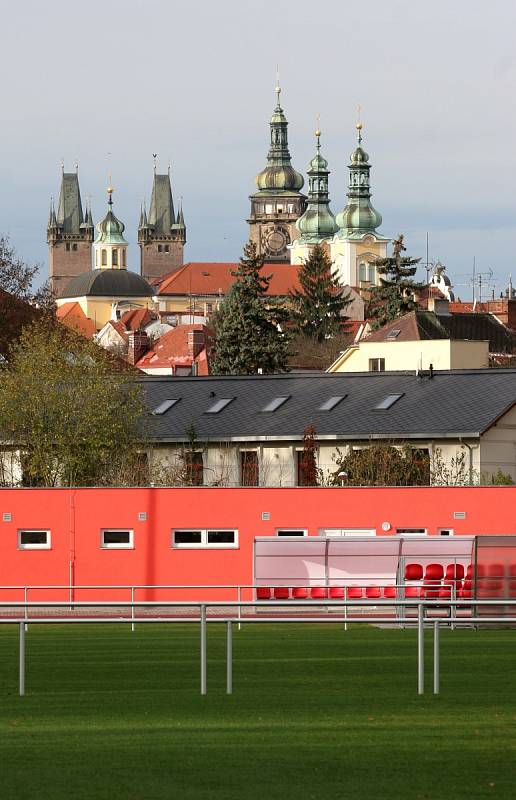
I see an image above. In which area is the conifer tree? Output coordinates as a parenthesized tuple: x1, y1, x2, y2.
(368, 234, 424, 328)
(290, 243, 350, 342)
(211, 241, 290, 375)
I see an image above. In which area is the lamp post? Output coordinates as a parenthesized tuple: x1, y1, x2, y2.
(338, 470, 348, 487)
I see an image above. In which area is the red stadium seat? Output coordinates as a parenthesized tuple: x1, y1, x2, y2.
(445, 564, 464, 581)
(256, 587, 271, 600)
(438, 585, 452, 599)
(405, 563, 423, 581)
(425, 563, 444, 581)
(383, 586, 397, 599)
(292, 587, 309, 599)
(509, 580, 516, 598)
(465, 564, 473, 580)
(329, 587, 345, 599)
(404, 586, 423, 599)
(311, 587, 328, 600)
(487, 563, 505, 578)
(347, 587, 363, 599)
(424, 580, 441, 599)
(509, 564, 516, 578)
(273, 587, 290, 600)
(365, 586, 381, 599)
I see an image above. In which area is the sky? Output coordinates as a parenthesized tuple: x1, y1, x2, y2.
(1, 0, 515, 299)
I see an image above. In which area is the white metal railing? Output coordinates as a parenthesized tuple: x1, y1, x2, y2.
(1, 598, 515, 699)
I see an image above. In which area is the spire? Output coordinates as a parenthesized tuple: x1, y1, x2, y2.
(296, 125, 338, 242)
(56, 167, 85, 233)
(48, 197, 57, 229)
(255, 81, 304, 192)
(148, 170, 176, 233)
(335, 120, 383, 238)
(94, 184, 128, 246)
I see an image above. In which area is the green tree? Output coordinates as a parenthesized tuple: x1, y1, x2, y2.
(290, 244, 350, 342)
(0, 319, 147, 487)
(368, 234, 424, 328)
(211, 241, 290, 374)
(331, 444, 430, 486)
(0, 235, 41, 300)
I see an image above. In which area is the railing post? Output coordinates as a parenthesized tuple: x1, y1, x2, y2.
(200, 604, 207, 695)
(433, 621, 440, 695)
(226, 620, 233, 695)
(344, 586, 348, 632)
(131, 587, 135, 633)
(418, 603, 424, 695)
(24, 587, 28, 633)
(237, 586, 241, 632)
(19, 621, 25, 697)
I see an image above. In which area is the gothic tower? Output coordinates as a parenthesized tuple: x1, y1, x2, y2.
(47, 166, 94, 296)
(247, 83, 306, 263)
(290, 127, 338, 264)
(138, 165, 186, 283)
(330, 122, 389, 288)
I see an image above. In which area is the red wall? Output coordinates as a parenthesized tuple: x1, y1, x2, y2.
(0, 486, 514, 601)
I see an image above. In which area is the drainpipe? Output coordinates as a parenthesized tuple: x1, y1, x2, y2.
(459, 438, 479, 485)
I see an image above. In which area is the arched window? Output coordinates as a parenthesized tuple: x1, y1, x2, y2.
(367, 263, 376, 283)
(95, 250, 99, 267)
(359, 262, 367, 283)
(101, 249, 107, 266)
(122, 249, 126, 267)
(112, 249, 118, 266)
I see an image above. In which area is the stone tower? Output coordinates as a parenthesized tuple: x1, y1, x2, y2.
(47, 167, 94, 296)
(247, 83, 306, 263)
(290, 127, 338, 264)
(330, 122, 389, 288)
(138, 166, 186, 283)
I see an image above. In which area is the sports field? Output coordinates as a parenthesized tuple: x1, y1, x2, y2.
(0, 623, 515, 799)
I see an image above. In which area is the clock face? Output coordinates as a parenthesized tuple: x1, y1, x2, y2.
(263, 226, 289, 256)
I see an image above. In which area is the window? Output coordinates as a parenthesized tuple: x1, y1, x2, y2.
(396, 528, 427, 536)
(101, 249, 107, 266)
(386, 329, 401, 340)
(172, 529, 238, 548)
(359, 262, 367, 283)
(262, 396, 290, 412)
(367, 263, 375, 283)
(438, 528, 454, 536)
(95, 251, 99, 267)
(175, 367, 192, 377)
(318, 395, 346, 411)
(122, 249, 126, 267)
(265, 204, 274, 214)
(65, 243, 71, 252)
(152, 398, 180, 415)
(112, 249, 118, 266)
(18, 529, 50, 550)
(101, 529, 134, 549)
(158, 244, 163, 253)
(72, 243, 78, 252)
(297, 450, 317, 487)
(369, 358, 385, 372)
(373, 393, 404, 410)
(241, 451, 259, 486)
(276, 529, 307, 537)
(184, 451, 203, 486)
(164, 244, 170, 253)
(205, 397, 234, 413)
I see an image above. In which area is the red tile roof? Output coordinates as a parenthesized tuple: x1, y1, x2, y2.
(56, 302, 96, 338)
(136, 323, 210, 373)
(107, 320, 129, 341)
(155, 262, 301, 297)
(120, 308, 158, 331)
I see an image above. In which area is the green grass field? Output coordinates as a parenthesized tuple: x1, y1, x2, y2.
(0, 623, 515, 799)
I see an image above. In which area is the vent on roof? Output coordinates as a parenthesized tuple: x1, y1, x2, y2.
(206, 397, 234, 413)
(152, 398, 180, 415)
(318, 395, 347, 412)
(262, 396, 290, 412)
(453, 511, 466, 520)
(386, 329, 401, 340)
(373, 393, 404, 411)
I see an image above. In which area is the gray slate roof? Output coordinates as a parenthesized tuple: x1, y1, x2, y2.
(62, 269, 154, 298)
(140, 370, 516, 442)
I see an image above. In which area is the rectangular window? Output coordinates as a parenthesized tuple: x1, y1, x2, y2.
(373, 393, 404, 410)
(265, 204, 274, 214)
(101, 249, 107, 266)
(276, 529, 307, 537)
(112, 249, 118, 266)
(396, 528, 427, 536)
(101, 529, 134, 549)
(297, 450, 317, 487)
(18, 529, 51, 550)
(65, 243, 71, 252)
(172, 529, 238, 548)
(184, 451, 204, 486)
(241, 451, 259, 486)
(206, 397, 234, 413)
(318, 395, 347, 411)
(152, 398, 180, 415)
(369, 358, 385, 372)
(386, 329, 401, 340)
(262, 396, 290, 412)
(438, 528, 454, 536)
(164, 244, 170, 253)
(158, 244, 163, 253)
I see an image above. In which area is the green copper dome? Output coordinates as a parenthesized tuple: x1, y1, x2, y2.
(255, 86, 304, 193)
(335, 124, 383, 238)
(296, 131, 338, 242)
(94, 191, 128, 246)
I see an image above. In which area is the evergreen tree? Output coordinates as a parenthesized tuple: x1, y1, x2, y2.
(211, 241, 290, 375)
(368, 234, 424, 328)
(290, 244, 350, 342)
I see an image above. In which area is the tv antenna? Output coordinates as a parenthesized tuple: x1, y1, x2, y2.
(454, 258, 495, 306)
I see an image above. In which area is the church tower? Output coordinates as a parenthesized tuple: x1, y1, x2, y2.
(330, 122, 389, 288)
(247, 83, 306, 263)
(290, 126, 338, 264)
(138, 165, 186, 283)
(47, 166, 94, 296)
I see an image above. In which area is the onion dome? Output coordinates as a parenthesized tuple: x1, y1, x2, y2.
(296, 129, 338, 242)
(94, 185, 128, 246)
(335, 122, 383, 237)
(255, 84, 304, 192)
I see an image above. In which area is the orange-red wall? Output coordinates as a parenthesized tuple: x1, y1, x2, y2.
(0, 486, 514, 601)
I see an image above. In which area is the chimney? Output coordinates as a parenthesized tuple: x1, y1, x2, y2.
(127, 330, 150, 365)
(188, 328, 205, 360)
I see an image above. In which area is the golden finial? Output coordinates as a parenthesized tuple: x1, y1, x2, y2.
(107, 171, 113, 194)
(315, 112, 321, 138)
(356, 104, 363, 131)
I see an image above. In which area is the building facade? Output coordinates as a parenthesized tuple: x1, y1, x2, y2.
(138, 167, 186, 283)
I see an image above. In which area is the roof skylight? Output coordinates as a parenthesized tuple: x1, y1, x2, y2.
(205, 397, 234, 413)
(386, 329, 401, 340)
(152, 398, 180, 415)
(373, 393, 404, 411)
(262, 396, 290, 412)
(318, 395, 347, 411)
